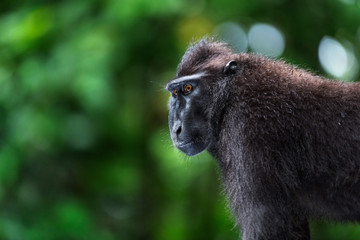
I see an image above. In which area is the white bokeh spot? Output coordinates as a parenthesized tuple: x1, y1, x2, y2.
(248, 23, 285, 57)
(319, 36, 348, 78)
(214, 22, 248, 52)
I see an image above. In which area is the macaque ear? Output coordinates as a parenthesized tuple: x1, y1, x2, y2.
(224, 60, 238, 75)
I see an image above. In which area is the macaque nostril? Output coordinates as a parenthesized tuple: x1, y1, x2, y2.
(176, 126, 182, 135)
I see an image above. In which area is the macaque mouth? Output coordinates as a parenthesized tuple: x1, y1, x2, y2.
(176, 141, 193, 149)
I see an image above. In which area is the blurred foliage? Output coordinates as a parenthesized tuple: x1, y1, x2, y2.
(0, 0, 359, 239)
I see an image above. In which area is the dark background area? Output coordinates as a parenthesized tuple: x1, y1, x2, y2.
(0, 0, 359, 239)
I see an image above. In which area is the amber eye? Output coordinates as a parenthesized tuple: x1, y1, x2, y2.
(173, 89, 178, 96)
(184, 84, 192, 94)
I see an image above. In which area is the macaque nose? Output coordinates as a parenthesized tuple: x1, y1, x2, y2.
(172, 121, 182, 138)
(176, 126, 182, 136)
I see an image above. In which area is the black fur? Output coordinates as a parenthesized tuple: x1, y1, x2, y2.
(166, 38, 360, 240)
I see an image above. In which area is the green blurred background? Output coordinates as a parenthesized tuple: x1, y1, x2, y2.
(0, 0, 360, 239)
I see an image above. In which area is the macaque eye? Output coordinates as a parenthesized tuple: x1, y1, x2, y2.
(183, 84, 193, 94)
(173, 89, 178, 96)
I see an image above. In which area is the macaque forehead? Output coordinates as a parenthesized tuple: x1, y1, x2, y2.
(176, 39, 235, 76)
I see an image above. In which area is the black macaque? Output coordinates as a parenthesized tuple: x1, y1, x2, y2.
(165, 39, 360, 240)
